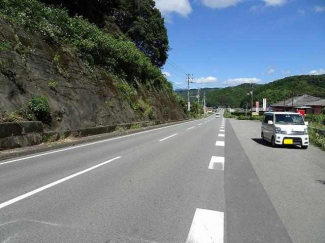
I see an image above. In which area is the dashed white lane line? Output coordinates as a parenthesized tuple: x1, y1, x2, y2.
(215, 141, 225, 147)
(209, 156, 225, 170)
(159, 133, 178, 142)
(198, 123, 203, 126)
(0, 156, 122, 210)
(186, 208, 224, 243)
(218, 134, 225, 137)
(187, 127, 195, 130)
(219, 130, 225, 132)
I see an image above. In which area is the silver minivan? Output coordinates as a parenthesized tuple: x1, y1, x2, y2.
(261, 112, 309, 149)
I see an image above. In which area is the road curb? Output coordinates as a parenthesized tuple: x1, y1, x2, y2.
(0, 119, 194, 162)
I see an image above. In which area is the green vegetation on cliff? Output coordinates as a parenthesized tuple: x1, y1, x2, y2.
(39, 0, 169, 67)
(0, 0, 171, 91)
(0, 0, 186, 129)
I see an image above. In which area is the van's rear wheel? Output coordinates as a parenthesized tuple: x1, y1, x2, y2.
(261, 132, 265, 141)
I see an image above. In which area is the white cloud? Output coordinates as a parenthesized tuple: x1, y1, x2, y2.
(163, 71, 171, 78)
(298, 9, 306, 15)
(266, 68, 275, 74)
(154, 0, 192, 19)
(314, 6, 325, 13)
(201, 0, 242, 9)
(194, 76, 218, 84)
(224, 78, 261, 86)
(281, 70, 291, 76)
(263, 0, 287, 6)
(309, 69, 325, 75)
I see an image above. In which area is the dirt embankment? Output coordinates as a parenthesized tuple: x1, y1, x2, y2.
(0, 19, 186, 131)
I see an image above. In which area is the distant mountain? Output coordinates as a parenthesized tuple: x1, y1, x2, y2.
(175, 75, 325, 108)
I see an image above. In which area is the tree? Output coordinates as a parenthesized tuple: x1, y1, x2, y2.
(39, 0, 169, 67)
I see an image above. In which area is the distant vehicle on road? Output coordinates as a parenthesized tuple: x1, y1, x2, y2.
(261, 112, 309, 149)
(216, 113, 221, 118)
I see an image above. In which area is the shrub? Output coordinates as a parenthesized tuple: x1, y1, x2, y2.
(0, 41, 11, 52)
(28, 96, 51, 124)
(48, 78, 57, 89)
(309, 128, 325, 151)
(305, 114, 325, 125)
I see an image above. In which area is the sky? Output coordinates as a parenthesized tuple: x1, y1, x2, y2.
(153, 0, 325, 89)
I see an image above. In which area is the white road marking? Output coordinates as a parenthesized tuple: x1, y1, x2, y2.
(218, 134, 225, 137)
(215, 141, 225, 147)
(187, 127, 195, 130)
(209, 156, 225, 170)
(0, 156, 121, 210)
(186, 208, 224, 243)
(198, 123, 203, 126)
(220, 130, 225, 132)
(0, 119, 198, 166)
(159, 133, 178, 142)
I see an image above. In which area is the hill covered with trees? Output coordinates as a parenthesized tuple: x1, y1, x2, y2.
(176, 75, 325, 108)
(39, 0, 169, 67)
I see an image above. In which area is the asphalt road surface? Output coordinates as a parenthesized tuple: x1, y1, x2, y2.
(0, 116, 324, 243)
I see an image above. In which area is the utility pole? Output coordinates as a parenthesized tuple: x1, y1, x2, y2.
(291, 90, 294, 112)
(283, 90, 286, 112)
(187, 74, 191, 112)
(203, 91, 206, 114)
(251, 83, 254, 112)
(197, 88, 200, 104)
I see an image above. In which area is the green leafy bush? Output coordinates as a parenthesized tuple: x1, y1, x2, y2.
(305, 114, 325, 125)
(308, 128, 325, 151)
(0, 41, 11, 52)
(29, 96, 51, 124)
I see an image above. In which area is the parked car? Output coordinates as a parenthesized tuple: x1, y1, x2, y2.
(216, 113, 221, 118)
(261, 112, 309, 149)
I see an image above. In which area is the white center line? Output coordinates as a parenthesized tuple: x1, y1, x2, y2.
(220, 130, 225, 132)
(209, 156, 225, 170)
(159, 133, 178, 142)
(216, 141, 225, 147)
(186, 208, 224, 243)
(0, 156, 122, 210)
(187, 127, 195, 130)
(218, 134, 225, 137)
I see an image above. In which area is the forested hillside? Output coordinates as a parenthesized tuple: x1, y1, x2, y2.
(0, 0, 185, 130)
(39, 0, 169, 67)
(176, 75, 325, 108)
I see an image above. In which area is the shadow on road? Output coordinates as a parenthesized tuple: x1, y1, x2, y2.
(251, 138, 300, 149)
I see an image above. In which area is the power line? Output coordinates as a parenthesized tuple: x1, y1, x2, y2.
(166, 60, 188, 75)
(167, 60, 187, 74)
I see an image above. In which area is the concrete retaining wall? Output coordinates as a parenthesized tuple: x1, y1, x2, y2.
(0, 120, 180, 151)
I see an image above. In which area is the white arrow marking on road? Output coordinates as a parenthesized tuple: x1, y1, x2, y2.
(209, 156, 225, 170)
(0, 156, 121, 210)
(186, 208, 224, 243)
(159, 133, 178, 142)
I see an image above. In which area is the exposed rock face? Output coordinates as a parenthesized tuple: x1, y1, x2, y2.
(0, 19, 185, 131)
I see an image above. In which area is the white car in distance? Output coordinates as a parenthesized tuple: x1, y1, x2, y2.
(261, 112, 309, 149)
(216, 113, 221, 118)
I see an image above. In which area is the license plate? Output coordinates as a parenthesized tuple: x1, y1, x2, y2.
(284, 139, 293, 145)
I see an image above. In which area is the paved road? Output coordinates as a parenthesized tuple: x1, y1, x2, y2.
(0, 116, 324, 243)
